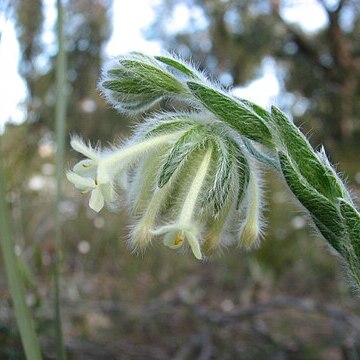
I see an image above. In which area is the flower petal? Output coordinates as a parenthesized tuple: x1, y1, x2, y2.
(66, 171, 95, 189)
(186, 232, 202, 260)
(70, 136, 98, 161)
(150, 224, 178, 236)
(73, 159, 97, 176)
(89, 188, 105, 212)
(96, 162, 111, 184)
(100, 183, 115, 203)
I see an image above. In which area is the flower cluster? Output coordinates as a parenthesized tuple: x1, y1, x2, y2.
(67, 52, 360, 280)
(68, 107, 264, 259)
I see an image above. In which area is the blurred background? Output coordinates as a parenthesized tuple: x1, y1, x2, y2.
(1, 0, 360, 358)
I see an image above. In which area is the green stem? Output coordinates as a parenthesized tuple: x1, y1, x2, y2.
(54, 0, 67, 358)
(0, 141, 42, 359)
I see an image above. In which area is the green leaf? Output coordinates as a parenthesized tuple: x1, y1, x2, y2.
(242, 138, 280, 171)
(238, 99, 271, 123)
(279, 151, 344, 252)
(120, 59, 185, 94)
(118, 96, 160, 112)
(340, 200, 360, 257)
(271, 106, 343, 200)
(158, 125, 206, 188)
(232, 139, 251, 209)
(155, 56, 198, 78)
(145, 119, 195, 138)
(187, 82, 274, 148)
(102, 78, 159, 95)
(317, 146, 350, 201)
(204, 137, 235, 215)
(311, 216, 342, 254)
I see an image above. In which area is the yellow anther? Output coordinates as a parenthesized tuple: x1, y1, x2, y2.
(94, 178, 98, 186)
(174, 234, 185, 246)
(82, 163, 90, 168)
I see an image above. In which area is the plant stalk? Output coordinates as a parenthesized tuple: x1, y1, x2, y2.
(0, 141, 42, 359)
(54, 0, 67, 358)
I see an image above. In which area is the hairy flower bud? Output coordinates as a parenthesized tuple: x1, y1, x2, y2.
(99, 53, 188, 115)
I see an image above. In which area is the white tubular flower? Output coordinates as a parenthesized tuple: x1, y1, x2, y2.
(66, 171, 113, 213)
(238, 167, 263, 249)
(151, 147, 213, 260)
(67, 132, 181, 213)
(203, 197, 234, 255)
(66, 137, 114, 212)
(97, 133, 178, 184)
(152, 224, 202, 260)
(130, 180, 172, 251)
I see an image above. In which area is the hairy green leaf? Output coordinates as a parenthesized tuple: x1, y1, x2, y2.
(238, 99, 271, 123)
(279, 152, 344, 252)
(102, 78, 158, 95)
(145, 119, 195, 138)
(232, 140, 251, 209)
(317, 146, 350, 201)
(204, 137, 234, 215)
(242, 138, 280, 171)
(155, 56, 198, 78)
(187, 82, 274, 147)
(311, 217, 342, 254)
(158, 125, 207, 188)
(120, 59, 185, 93)
(340, 200, 360, 257)
(271, 106, 344, 200)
